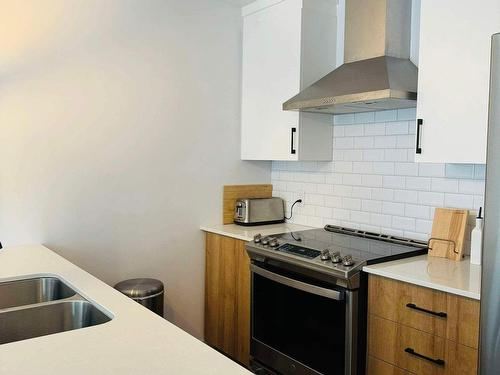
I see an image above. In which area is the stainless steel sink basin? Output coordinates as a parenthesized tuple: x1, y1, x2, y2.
(0, 276, 112, 345)
(0, 277, 76, 309)
(0, 300, 112, 345)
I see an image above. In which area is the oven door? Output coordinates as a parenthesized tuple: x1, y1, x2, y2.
(251, 262, 356, 375)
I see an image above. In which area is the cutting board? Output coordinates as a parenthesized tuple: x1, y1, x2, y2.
(222, 184, 273, 224)
(429, 208, 469, 261)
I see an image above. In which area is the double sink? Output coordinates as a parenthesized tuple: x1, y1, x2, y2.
(0, 276, 112, 345)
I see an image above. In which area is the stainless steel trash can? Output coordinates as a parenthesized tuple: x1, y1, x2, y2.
(114, 278, 164, 317)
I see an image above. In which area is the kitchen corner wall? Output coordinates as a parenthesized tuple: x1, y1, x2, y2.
(0, 0, 270, 339)
(272, 109, 486, 246)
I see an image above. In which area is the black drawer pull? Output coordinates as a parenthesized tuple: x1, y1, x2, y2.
(405, 348, 445, 366)
(406, 303, 447, 318)
(416, 118, 423, 154)
(290, 127, 297, 155)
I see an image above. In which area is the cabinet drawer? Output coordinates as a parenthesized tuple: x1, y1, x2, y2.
(368, 315, 478, 375)
(367, 356, 414, 375)
(368, 275, 479, 348)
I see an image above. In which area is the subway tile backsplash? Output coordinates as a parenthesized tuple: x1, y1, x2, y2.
(272, 109, 486, 245)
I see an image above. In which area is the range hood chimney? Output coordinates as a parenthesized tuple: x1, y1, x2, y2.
(283, 0, 417, 114)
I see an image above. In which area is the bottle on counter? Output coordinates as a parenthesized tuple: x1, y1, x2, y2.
(470, 207, 483, 265)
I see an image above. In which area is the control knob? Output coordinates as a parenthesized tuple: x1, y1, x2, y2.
(269, 239, 279, 248)
(253, 234, 262, 243)
(261, 237, 270, 246)
(320, 249, 331, 261)
(342, 255, 355, 267)
(331, 252, 342, 263)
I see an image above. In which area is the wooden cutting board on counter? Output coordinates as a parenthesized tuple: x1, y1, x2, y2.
(429, 208, 469, 261)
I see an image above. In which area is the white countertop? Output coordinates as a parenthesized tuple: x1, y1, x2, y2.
(200, 223, 314, 241)
(363, 255, 481, 300)
(0, 245, 251, 375)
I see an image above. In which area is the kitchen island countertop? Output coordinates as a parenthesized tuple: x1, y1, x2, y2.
(0, 245, 252, 375)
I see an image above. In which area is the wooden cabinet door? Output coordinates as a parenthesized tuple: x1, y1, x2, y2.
(415, 0, 500, 163)
(368, 275, 480, 349)
(369, 274, 448, 337)
(205, 233, 238, 356)
(368, 315, 478, 375)
(368, 314, 440, 375)
(445, 293, 480, 349)
(204, 233, 250, 366)
(367, 356, 415, 375)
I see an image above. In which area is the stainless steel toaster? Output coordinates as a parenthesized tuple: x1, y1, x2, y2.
(234, 197, 285, 226)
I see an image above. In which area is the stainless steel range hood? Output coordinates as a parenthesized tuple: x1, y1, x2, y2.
(283, 0, 417, 114)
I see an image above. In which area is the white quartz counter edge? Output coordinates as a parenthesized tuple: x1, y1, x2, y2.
(0, 245, 251, 375)
(363, 255, 481, 300)
(200, 223, 314, 241)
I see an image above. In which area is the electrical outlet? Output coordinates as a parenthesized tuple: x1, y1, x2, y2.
(296, 190, 305, 204)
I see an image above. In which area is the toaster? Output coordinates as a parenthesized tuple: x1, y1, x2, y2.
(234, 197, 285, 226)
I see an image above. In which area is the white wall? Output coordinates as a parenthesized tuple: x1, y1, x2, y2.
(0, 0, 270, 338)
(272, 109, 485, 249)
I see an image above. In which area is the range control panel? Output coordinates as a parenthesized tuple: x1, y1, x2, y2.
(250, 233, 359, 271)
(276, 243, 321, 259)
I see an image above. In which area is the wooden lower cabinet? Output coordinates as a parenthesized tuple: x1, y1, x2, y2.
(367, 356, 415, 375)
(367, 275, 479, 375)
(204, 233, 250, 366)
(369, 274, 480, 349)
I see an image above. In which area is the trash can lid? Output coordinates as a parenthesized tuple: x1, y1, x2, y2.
(114, 278, 164, 298)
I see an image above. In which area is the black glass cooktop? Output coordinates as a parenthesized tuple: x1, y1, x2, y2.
(269, 226, 428, 265)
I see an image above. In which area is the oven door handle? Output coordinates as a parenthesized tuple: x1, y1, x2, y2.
(251, 264, 345, 301)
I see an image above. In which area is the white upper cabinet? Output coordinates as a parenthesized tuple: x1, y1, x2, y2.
(241, 0, 337, 161)
(415, 0, 500, 164)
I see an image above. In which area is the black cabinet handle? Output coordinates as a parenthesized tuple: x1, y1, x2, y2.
(406, 303, 447, 318)
(405, 348, 445, 366)
(291, 127, 296, 155)
(416, 119, 423, 154)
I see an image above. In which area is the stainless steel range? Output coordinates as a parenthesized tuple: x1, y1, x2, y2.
(246, 225, 427, 375)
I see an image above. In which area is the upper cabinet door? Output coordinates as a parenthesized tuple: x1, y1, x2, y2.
(415, 0, 500, 164)
(241, 1, 302, 161)
(241, 0, 337, 161)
